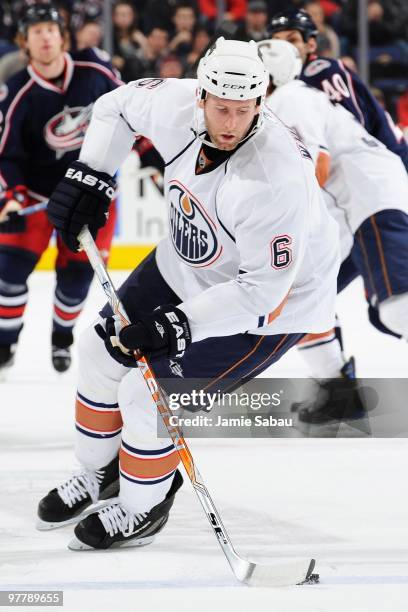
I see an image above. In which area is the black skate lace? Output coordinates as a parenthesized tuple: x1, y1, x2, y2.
(99, 504, 147, 537)
(57, 468, 105, 508)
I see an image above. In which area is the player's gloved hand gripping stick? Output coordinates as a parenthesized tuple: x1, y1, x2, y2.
(0, 188, 47, 233)
(78, 225, 318, 587)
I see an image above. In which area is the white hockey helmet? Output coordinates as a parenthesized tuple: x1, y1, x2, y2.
(194, 37, 268, 148)
(257, 39, 302, 88)
(197, 37, 269, 102)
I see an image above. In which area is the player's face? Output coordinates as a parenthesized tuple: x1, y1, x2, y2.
(26, 22, 64, 65)
(201, 94, 259, 151)
(271, 30, 316, 63)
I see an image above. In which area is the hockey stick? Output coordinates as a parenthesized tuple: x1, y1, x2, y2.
(16, 201, 48, 216)
(78, 226, 318, 587)
(0, 201, 48, 226)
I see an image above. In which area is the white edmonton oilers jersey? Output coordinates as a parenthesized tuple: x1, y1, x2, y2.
(80, 78, 340, 341)
(267, 80, 408, 261)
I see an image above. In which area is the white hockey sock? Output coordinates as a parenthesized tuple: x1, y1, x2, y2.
(118, 370, 179, 514)
(74, 320, 129, 469)
(297, 332, 346, 378)
(119, 437, 177, 514)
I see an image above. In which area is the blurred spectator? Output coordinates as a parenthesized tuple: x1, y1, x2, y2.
(0, 3, 14, 42)
(118, 25, 169, 81)
(168, 4, 196, 58)
(0, 48, 27, 85)
(184, 26, 211, 75)
(303, 0, 340, 57)
(138, 25, 169, 69)
(319, 0, 343, 20)
(75, 19, 103, 50)
(112, 1, 146, 74)
(198, 0, 247, 31)
(338, 0, 408, 48)
(69, 0, 103, 30)
(234, 0, 268, 42)
(142, 0, 198, 34)
(0, 1, 21, 58)
(158, 53, 184, 78)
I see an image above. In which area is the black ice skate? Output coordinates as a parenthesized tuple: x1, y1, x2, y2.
(68, 470, 183, 550)
(37, 456, 119, 530)
(51, 330, 73, 372)
(294, 357, 366, 425)
(0, 344, 15, 380)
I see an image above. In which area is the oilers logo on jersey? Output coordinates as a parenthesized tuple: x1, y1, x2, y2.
(44, 104, 93, 159)
(168, 181, 221, 267)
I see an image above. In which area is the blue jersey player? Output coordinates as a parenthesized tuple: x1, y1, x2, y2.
(268, 8, 408, 171)
(0, 3, 121, 375)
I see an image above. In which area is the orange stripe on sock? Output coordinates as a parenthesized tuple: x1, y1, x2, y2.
(297, 329, 335, 345)
(120, 447, 180, 479)
(75, 399, 123, 433)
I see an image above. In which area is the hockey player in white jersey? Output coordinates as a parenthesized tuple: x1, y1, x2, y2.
(37, 38, 340, 550)
(260, 39, 408, 424)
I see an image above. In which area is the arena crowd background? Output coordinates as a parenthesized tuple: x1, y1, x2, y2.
(0, 0, 407, 134)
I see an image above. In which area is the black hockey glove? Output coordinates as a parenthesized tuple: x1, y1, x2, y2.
(47, 161, 116, 252)
(0, 185, 28, 233)
(94, 305, 192, 367)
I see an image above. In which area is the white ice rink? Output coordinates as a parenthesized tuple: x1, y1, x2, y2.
(1, 270, 407, 612)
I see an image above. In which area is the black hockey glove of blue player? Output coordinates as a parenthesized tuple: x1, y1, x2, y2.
(0, 185, 29, 233)
(47, 161, 116, 251)
(94, 305, 192, 367)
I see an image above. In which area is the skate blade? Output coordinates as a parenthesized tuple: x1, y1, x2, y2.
(36, 499, 118, 531)
(68, 535, 155, 551)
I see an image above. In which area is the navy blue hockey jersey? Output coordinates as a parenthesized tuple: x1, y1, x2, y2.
(0, 48, 122, 199)
(301, 56, 408, 170)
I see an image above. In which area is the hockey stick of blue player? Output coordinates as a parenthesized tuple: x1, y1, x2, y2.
(16, 201, 48, 216)
(0, 201, 48, 226)
(78, 225, 318, 587)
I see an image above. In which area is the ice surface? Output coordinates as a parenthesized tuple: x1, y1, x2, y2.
(1, 272, 407, 611)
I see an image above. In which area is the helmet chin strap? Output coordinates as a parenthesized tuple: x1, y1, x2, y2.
(191, 98, 266, 150)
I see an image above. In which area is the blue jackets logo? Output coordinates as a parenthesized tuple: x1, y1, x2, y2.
(169, 181, 221, 266)
(44, 104, 93, 159)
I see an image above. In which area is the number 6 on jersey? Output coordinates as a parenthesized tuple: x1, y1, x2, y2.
(271, 235, 292, 269)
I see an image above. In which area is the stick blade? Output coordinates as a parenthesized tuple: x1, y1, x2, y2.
(244, 558, 316, 587)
